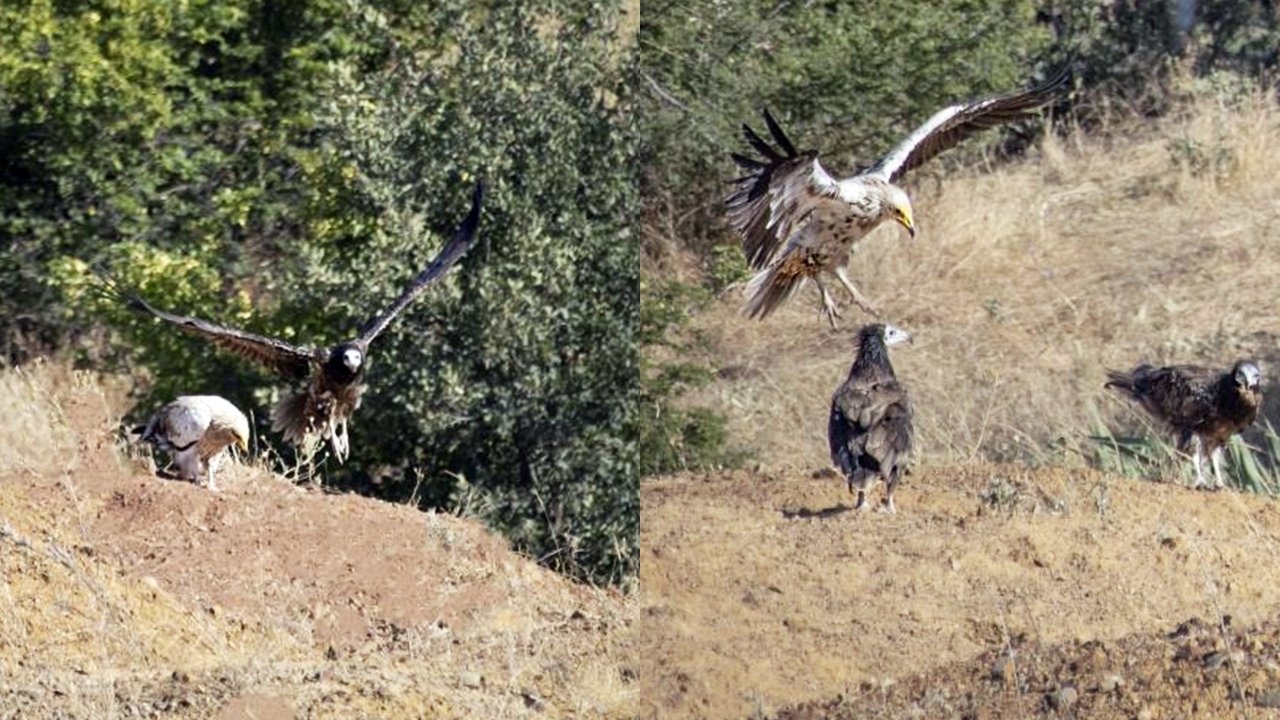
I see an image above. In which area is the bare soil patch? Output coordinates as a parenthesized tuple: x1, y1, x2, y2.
(639, 465, 1280, 719)
(0, 366, 636, 718)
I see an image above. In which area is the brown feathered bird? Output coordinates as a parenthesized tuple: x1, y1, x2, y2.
(829, 323, 914, 512)
(133, 395, 250, 492)
(726, 71, 1067, 326)
(116, 182, 483, 462)
(1105, 360, 1262, 489)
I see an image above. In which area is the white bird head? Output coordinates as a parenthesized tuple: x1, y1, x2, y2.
(882, 323, 914, 347)
(1235, 361, 1261, 390)
(341, 346, 364, 373)
(884, 185, 915, 238)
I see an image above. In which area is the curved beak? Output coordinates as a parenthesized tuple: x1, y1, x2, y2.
(897, 210, 916, 238)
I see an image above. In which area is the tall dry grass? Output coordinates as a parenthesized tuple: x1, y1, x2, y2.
(680, 92, 1280, 473)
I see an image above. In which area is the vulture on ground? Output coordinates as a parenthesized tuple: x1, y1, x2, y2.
(134, 395, 250, 492)
(1105, 360, 1262, 489)
(829, 323, 915, 512)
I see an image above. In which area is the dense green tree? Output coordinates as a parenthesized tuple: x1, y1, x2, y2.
(4, 0, 638, 586)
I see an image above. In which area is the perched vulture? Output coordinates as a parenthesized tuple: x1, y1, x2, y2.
(726, 71, 1067, 326)
(116, 182, 483, 462)
(133, 395, 250, 492)
(1105, 360, 1262, 489)
(828, 323, 914, 512)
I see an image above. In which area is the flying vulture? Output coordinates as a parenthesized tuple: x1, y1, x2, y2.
(134, 395, 250, 492)
(726, 71, 1067, 326)
(1105, 360, 1262, 489)
(116, 181, 483, 462)
(829, 323, 914, 512)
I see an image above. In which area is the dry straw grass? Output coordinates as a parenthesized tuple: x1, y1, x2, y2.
(680, 92, 1280, 471)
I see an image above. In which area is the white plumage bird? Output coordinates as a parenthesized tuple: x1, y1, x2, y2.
(133, 395, 250, 492)
(726, 71, 1068, 326)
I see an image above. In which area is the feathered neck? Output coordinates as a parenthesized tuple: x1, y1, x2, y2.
(850, 329, 895, 380)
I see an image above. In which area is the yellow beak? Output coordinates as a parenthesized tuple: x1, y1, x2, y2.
(897, 211, 916, 238)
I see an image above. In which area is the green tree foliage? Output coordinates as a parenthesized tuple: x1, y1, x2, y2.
(4, 0, 638, 586)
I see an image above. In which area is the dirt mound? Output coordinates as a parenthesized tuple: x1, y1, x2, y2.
(0, 366, 635, 718)
(775, 614, 1280, 719)
(638, 464, 1280, 719)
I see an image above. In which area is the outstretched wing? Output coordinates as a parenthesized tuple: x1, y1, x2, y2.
(108, 283, 314, 381)
(866, 69, 1069, 183)
(726, 110, 843, 270)
(356, 180, 483, 346)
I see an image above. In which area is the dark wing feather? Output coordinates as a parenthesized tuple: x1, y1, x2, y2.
(867, 69, 1069, 183)
(110, 286, 314, 381)
(726, 110, 841, 270)
(356, 180, 483, 346)
(829, 378, 912, 477)
(1106, 364, 1219, 429)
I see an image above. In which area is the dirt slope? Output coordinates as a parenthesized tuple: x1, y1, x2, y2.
(0, 366, 636, 719)
(639, 465, 1280, 719)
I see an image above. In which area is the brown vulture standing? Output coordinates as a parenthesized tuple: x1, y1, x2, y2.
(115, 181, 483, 463)
(1105, 360, 1262, 489)
(828, 323, 915, 512)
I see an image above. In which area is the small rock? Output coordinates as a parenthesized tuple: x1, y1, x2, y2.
(1047, 684, 1078, 710)
(1100, 673, 1124, 693)
(1137, 706, 1155, 720)
(1258, 690, 1280, 708)
(1203, 651, 1229, 671)
(459, 671, 482, 689)
(991, 656, 1016, 685)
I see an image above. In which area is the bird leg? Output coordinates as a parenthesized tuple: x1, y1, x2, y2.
(206, 454, 222, 493)
(879, 469, 900, 514)
(815, 276, 842, 329)
(833, 266, 880, 318)
(1190, 436, 1208, 489)
(1210, 446, 1226, 490)
(329, 419, 350, 463)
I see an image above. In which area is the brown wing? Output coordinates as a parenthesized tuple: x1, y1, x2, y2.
(1106, 363, 1219, 429)
(866, 69, 1069, 183)
(829, 378, 913, 476)
(113, 287, 314, 381)
(726, 110, 842, 270)
(356, 180, 483, 346)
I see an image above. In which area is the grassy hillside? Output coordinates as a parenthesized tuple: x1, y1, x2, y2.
(0, 363, 636, 719)
(667, 93, 1280, 477)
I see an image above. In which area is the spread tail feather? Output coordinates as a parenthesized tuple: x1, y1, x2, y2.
(743, 264, 807, 321)
(270, 391, 311, 445)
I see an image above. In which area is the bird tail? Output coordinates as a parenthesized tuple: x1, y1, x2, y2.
(1104, 366, 1152, 401)
(270, 391, 312, 446)
(743, 261, 807, 321)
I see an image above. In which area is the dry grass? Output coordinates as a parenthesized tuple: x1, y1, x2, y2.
(676, 93, 1280, 471)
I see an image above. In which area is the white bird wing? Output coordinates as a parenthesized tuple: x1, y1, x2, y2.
(159, 398, 214, 450)
(865, 69, 1068, 183)
(726, 110, 845, 270)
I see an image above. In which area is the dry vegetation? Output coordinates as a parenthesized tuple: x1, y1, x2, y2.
(673, 93, 1280, 472)
(0, 363, 636, 719)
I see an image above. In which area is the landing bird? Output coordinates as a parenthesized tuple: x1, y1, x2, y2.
(726, 71, 1067, 327)
(1105, 360, 1262, 489)
(115, 181, 483, 463)
(133, 395, 250, 492)
(829, 323, 915, 512)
